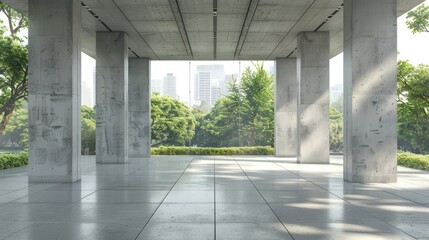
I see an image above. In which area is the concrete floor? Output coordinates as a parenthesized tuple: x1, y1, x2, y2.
(0, 156, 429, 240)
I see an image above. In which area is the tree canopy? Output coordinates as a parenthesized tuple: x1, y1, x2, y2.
(406, 4, 429, 34)
(151, 93, 196, 147)
(0, 3, 28, 134)
(397, 60, 429, 153)
(81, 106, 96, 155)
(193, 62, 274, 147)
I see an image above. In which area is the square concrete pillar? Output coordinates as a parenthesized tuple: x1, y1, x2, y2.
(275, 58, 298, 157)
(344, 0, 397, 183)
(297, 32, 330, 164)
(96, 32, 128, 164)
(28, 0, 81, 182)
(129, 58, 151, 158)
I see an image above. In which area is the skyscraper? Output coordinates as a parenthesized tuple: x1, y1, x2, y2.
(194, 65, 225, 107)
(222, 74, 238, 96)
(163, 73, 177, 99)
(151, 78, 163, 95)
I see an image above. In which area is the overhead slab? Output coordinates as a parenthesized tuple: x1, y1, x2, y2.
(2, 0, 424, 60)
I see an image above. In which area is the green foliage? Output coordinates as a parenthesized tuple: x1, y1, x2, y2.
(406, 4, 429, 34)
(151, 146, 274, 155)
(397, 152, 429, 170)
(397, 61, 429, 154)
(194, 62, 274, 147)
(151, 94, 196, 147)
(81, 106, 96, 155)
(0, 2, 28, 37)
(329, 107, 343, 153)
(3, 106, 28, 149)
(0, 4, 28, 134)
(0, 151, 27, 170)
(331, 96, 343, 114)
(240, 63, 274, 146)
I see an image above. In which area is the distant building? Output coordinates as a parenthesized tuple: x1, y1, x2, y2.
(163, 73, 177, 99)
(81, 67, 95, 107)
(222, 74, 237, 96)
(151, 78, 163, 95)
(194, 65, 225, 107)
(331, 83, 343, 103)
(211, 86, 221, 106)
(81, 82, 93, 107)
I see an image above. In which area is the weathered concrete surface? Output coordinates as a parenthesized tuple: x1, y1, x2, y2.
(129, 58, 151, 158)
(96, 32, 129, 164)
(297, 32, 330, 164)
(275, 58, 297, 157)
(28, 0, 81, 182)
(1, 0, 422, 60)
(344, 0, 397, 183)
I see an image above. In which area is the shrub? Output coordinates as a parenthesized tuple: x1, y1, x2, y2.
(0, 152, 28, 170)
(397, 152, 429, 171)
(151, 146, 274, 155)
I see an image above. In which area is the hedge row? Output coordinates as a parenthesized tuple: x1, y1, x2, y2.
(397, 152, 429, 171)
(151, 146, 274, 155)
(0, 152, 28, 170)
(1, 150, 429, 171)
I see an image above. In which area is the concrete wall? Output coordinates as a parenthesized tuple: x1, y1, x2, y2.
(275, 58, 298, 157)
(344, 0, 397, 183)
(297, 32, 330, 164)
(129, 58, 151, 158)
(28, 0, 81, 182)
(96, 32, 129, 164)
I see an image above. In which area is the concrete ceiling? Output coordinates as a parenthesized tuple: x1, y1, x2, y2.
(2, 0, 425, 60)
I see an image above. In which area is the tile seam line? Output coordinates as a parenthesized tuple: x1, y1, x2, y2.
(214, 155, 217, 240)
(272, 161, 425, 207)
(272, 162, 419, 240)
(133, 156, 195, 240)
(234, 156, 296, 240)
(76, 157, 156, 201)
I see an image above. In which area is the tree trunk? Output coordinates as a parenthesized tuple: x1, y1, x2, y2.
(0, 100, 15, 134)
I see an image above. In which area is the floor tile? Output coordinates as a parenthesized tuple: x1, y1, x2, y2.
(136, 222, 214, 240)
(151, 203, 214, 223)
(216, 222, 293, 240)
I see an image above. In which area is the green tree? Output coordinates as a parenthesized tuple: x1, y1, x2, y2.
(406, 4, 429, 34)
(0, 3, 28, 134)
(151, 93, 196, 147)
(397, 60, 429, 153)
(331, 96, 343, 114)
(240, 62, 274, 146)
(81, 106, 96, 155)
(3, 105, 28, 149)
(329, 107, 343, 153)
(193, 63, 274, 147)
(0, 2, 27, 37)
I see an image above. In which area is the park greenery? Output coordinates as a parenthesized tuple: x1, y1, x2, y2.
(0, 3, 28, 134)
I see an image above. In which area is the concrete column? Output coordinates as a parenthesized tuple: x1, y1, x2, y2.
(275, 58, 298, 157)
(344, 0, 397, 183)
(129, 58, 151, 157)
(297, 32, 330, 164)
(28, 0, 81, 182)
(96, 32, 128, 164)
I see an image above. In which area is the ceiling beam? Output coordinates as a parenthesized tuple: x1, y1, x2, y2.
(213, 0, 218, 59)
(234, 0, 259, 59)
(169, 0, 193, 60)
